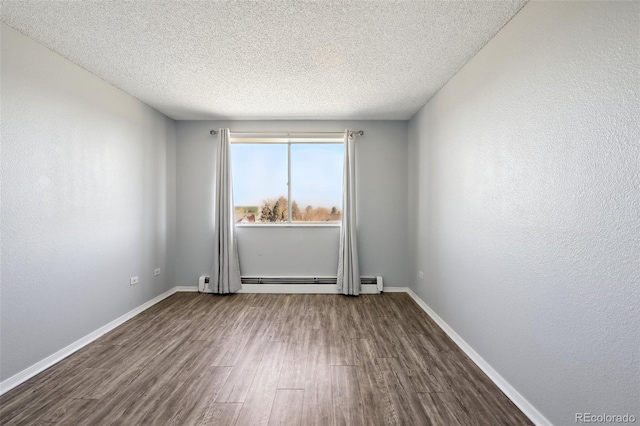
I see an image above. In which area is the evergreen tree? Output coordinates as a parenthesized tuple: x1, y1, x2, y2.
(260, 202, 273, 222)
(273, 196, 288, 222)
(292, 201, 300, 220)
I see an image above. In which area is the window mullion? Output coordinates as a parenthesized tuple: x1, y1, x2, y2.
(287, 142, 292, 223)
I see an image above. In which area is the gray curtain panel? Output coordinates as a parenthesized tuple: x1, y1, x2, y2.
(210, 128, 242, 294)
(337, 130, 361, 296)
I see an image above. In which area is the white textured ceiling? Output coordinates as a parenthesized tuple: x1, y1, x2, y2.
(1, 0, 527, 120)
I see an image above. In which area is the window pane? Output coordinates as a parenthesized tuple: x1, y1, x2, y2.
(291, 143, 343, 222)
(231, 144, 288, 223)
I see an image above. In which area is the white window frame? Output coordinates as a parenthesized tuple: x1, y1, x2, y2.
(231, 136, 343, 227)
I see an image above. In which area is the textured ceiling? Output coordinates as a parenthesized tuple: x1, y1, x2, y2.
(1, 1, 527, 120)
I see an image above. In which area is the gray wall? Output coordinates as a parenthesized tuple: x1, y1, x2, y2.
(0, 24, 177, 381)
(408, 2, 639, 425)
(176, 120, 408, 286)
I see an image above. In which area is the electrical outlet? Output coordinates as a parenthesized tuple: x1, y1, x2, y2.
(419, 271, 424, 279)
(130, 276, 139, 286)
(154, 268, 161, 276)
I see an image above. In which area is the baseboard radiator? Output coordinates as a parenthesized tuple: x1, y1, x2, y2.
(198, 275, 383, 294)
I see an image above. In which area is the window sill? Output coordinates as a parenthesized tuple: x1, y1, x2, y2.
(235, 223, 341, 228)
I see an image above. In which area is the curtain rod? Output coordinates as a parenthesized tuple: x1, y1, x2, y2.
(209, 130, 364, 136)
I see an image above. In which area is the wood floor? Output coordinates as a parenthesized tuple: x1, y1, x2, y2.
(1, 292, 532, 425)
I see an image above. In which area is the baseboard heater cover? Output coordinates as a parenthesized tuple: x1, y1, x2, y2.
(198, 275, 383, 293)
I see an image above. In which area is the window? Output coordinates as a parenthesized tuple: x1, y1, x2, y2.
(231, 139, 344, 224)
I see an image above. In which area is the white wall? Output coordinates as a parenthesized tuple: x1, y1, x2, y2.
(176, 120, 408, 286)
(408, 2, 639, 425)
(0, 24, 177, 381)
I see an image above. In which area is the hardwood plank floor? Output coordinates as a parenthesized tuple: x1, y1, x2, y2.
(0, 292, 532, 425)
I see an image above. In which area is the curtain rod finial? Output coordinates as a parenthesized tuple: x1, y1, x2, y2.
(210, 130, 218, 135)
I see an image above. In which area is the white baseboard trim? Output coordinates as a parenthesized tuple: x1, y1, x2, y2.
(381, 286, 409, 293)
(404, 288, 552, 426)
(193, 284, 381, 294)
(174, 286, 198, 292)
(237, 283, 380, 294)
(0, 286, 180, 396)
